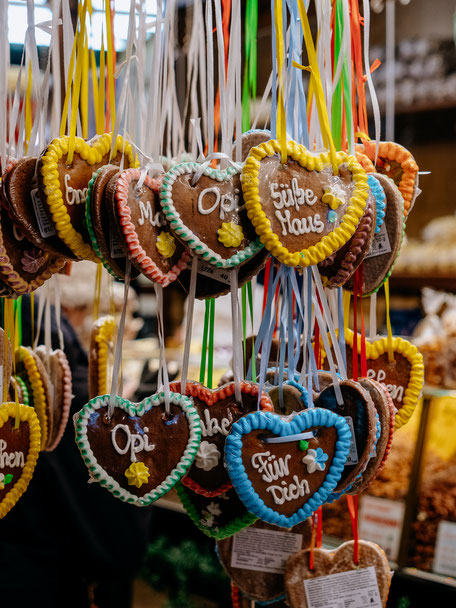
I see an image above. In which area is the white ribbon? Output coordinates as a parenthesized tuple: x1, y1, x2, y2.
(191, 152, 242, 185)
(230, 268, 243, 404)
(180, 255, 198, 394)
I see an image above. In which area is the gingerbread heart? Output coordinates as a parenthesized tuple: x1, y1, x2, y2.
(37, 133, 137, 261)
(169, 380, 273, 497)
(160, 162, 263, 268)
(74, 391, 201, 506)
(356, 141, 419, 217)
(232, 129, 271, 162)
(268, 381, 308, 415)
(2, 157, 74, 258)
(344, 172, 405, 295)
(341, 329, 424, 430)
(177, 247, 270, 300)
(348, 378, 395, 494)
(15, 346, 53, 451)
(318, 192, 376, 288)
(88, 315, 116, 400)
(0, 198, 65, 294)
(285, 540, 391, 608)
(0, 401, 41, 518)
(35, 346, 73, 452)
(242, 140, 369, 267)
(86, 165, 140, 281)
(225, 409, 351, 528)
(110, 168, 190, 286)
(176, 483, 257, 540)
(217, 518, 312, 603)
(314, 379, 377, 493)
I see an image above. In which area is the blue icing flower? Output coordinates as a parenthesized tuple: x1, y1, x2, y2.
(367, 174, 386, 234)
(302, 447, 329, 473)
(315, 447, 329, 467)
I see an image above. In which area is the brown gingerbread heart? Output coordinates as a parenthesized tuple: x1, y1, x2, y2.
(109, 168, 190, 286)
(217, 518, 312, 603)
(37, 134, 137, 261)
(0, 402, 41, 518)
(169, 380, 273, 497)
(75, 392, 201, 506)
(2, 157, 75, 259)
(314, 380, 377, 492)
(86, 165, 140, 281)
(285, 540, 391, 608)
(160, 162, 263, 268)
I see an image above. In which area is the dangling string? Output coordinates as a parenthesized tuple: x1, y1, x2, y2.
(230, 269, 243, 403)
(107, 261, 131, 419)
(369, 293, 377, 339)
(154, 283, 171, 414)
(180, 256, 198, 394)
(359, 265, 368, 377)
(352, 268, 359, 382)
(199, 301, 210, 385)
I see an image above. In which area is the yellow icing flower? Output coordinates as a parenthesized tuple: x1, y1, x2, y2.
(218, 222, 244, 248)
(156, 231, 176, 258)
(124, 462, 150, 488)
(322, 186, 344, 210)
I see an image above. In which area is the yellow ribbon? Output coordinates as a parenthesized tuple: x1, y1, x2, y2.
(296, 0, 338, 173)
(274, 0, 287, 163)
(384, 278, 395, 363)
(98, 34, 106, 135)
(24, 62, 33, 154)
(355, 131, 371, 141)
(93, 263, 103, 321)
(343, 290, 351, 333)
(105, 0, 116, 135)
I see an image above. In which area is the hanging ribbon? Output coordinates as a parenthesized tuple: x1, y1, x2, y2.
(346, 494, 360, 564)
(384, 278, 395, 363)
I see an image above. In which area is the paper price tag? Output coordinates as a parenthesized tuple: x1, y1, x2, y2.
(110, 231, 125, 259)
(195, 260, 231, 285)
(434, 520, 456, 576)
(31, 188, 57, 238)
(344, 416, 359, 465)
(303, 566, 382, 608)
(365, 222, 391, 259)
(231, 528, 303, 574)
(359, 496, 405, 561)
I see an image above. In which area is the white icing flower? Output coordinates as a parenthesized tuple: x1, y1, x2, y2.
(207, 502, 222, 516)
(302, 448, 326, 474)
(195, 440, 221, 471)
(200, 510, 215, 528)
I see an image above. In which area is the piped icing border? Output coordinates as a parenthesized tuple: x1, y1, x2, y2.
(224, 409, 351, 528)
(367, 175, 386, 234)
(241, 139, 369, 267)
(159, 162, 264, 268)
(356, 141, 418, 217)
(16, 346, 48, 450)
(45, 349, 73, 452)
(90, 315, 116, 399)
(115, 168, 190, 286)
(0, 401, 41, 519)
(74, 391, 201, 507)
(13, 375, 29, 406)
(169, 380, 274, 497)
(39, 134, 137, 262)
(85, 169, 124, 281)
(322, 328, 424, 430)
(355, 149, 375, 173)
(176, 482, 257, 540)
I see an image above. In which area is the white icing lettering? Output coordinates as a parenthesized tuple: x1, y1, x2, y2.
(274, 209, 325, 237)
(200, 409, 231, 438)
(269, 179, 316, 213)
(137, 200, 163, 227)
(64, 173, 88, 206)
(197, 187, 240, 220)
(0, 439, 25, 468)
(251, 451, 291, 483)
(266, 475, 310, 505)
(366, 368, 404, 403)
(111, 424, 155, 462)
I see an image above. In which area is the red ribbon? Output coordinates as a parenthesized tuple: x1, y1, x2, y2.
(346, 494, 360, 564)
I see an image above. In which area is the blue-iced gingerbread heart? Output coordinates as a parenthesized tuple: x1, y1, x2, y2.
(225, 409, 351, 528)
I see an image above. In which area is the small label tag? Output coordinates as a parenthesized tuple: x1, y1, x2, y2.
(303, 566, 383, 608)
(31, 188, 57, 238)
(110, 231, 125, 259)
(365, 222, 391, 259)
(359, 496, 405, 561)
(344, 416, 359, 465)
(434, 520, 456, 576)
(231, 528, 303, 574)
(193, 259, 231, 285)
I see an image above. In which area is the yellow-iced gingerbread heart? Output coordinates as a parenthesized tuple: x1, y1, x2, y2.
(0, 402, 41, 519)
(241, 139, 369, 267)
(37, 133, 137, 261)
